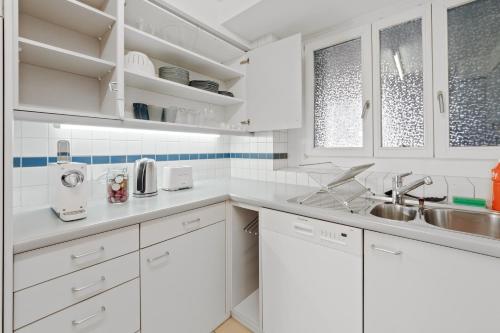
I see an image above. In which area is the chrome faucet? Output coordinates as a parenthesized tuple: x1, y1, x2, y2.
(392, 172, 433, 205)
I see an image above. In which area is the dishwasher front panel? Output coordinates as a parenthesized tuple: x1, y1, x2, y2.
(261, 209, 362, 333)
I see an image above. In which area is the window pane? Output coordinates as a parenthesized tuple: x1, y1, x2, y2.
(314, 38, 363, 148)
(448, 0, 500, 147)
(380, 19, 424, 148)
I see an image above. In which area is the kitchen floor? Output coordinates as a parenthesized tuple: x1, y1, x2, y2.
(214, 318, 252, 333)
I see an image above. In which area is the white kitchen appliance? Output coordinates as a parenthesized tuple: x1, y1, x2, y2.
(48, 141, 88, 221)
(261, 209, 363, 333)
(162, 166, 193, 191)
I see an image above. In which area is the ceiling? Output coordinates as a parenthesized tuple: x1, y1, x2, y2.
(221, 0, 402, 41)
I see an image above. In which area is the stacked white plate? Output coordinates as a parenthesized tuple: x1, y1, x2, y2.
(159, 66, 190, 85)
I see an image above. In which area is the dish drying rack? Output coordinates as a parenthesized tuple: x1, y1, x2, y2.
(291, 162, 375, 213)
(243, 216, 259, 236)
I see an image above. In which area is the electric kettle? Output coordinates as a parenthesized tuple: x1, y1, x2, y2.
(133, 158, 158, 197)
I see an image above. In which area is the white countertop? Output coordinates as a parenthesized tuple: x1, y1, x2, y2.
(13, 178, 500, 257)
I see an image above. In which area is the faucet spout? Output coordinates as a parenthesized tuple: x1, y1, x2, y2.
(392, 176, 433, 205)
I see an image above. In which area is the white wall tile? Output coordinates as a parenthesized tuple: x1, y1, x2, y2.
(21, 185, 49, 207)
(72, 139, 92, 156)
(21, 167, 48, 186)
(469, 177, 491, 202)
(22, 138, 48, 156)
(446, 176, 474, 200)
(92, 140, 110, 156)
(22, 122, 49, 138)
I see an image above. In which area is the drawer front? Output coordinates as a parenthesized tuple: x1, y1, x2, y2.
(16, 278, 140, 333)
(14, 252, 139, 329)
(140, 202, 225, 248)
(14, 225, 139, 291)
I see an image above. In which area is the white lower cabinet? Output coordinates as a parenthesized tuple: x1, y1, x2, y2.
(140, 221, 226, 333)
(365, 231, 500, 333)
(16, 278, 140, 333)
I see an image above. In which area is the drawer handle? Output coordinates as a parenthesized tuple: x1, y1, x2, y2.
(72, 276, 106, 293)
(71, 246, 105, 260)
(182, 218, 201, 228)
(72, 306, 106, 326)
(371, 244, 402, 255)
(147, 251, 170, 263)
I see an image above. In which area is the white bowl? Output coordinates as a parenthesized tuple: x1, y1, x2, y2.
(125, 51, 155, 76)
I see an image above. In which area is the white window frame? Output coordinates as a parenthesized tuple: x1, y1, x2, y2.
(432, 0, 500, 159)
(305, 25, 373, 157)
(372, 4, 434, 158)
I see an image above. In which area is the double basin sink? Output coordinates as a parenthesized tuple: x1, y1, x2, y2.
(370, 202, 500, 240)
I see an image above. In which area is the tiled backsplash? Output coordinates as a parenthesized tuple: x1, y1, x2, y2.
(12, 121, 492, 209)
(13, 121, 288, 209)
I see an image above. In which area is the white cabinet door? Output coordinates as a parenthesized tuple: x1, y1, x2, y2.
(365, 231, 500, 333)
(245, 34, 302, 132)
(141, 221, 226, 333)
(432, 0, 500, 158)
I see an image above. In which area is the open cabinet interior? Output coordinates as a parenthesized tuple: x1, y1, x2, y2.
(230, 204, 261, 332)
(122, 0, 246, 131)
(16, 0, 120, 118)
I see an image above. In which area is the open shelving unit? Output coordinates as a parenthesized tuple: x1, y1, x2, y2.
(11, 0, 250, 136)
(124, 69, 244, 106)
(19, 0, 116, 38)
(124, 0, 245, 63)
(124, 25, 244, 81)
(19, 38, 116, 78)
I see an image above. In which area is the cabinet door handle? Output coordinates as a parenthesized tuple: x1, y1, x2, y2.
(147, 251, 170, 263)
(240, 119, 251, 125)
(72, 306, 106, 326)
(71, 246, 105, 260)
(182, 218, 201, 229)
(437, 91, 446, 114)
(71, 276, 106, 293)
(371, 244, 402, 255)
(361, 100, 370, 119)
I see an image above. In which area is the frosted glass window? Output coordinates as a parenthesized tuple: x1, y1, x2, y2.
(448, 0, 500, 147)
(314, 39, 363, 148)
(380, 19, 424, 148)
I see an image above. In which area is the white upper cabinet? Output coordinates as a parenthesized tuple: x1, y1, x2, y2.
(244, 34, 302, 132)
(13, 0, 123, 119)
(372, 5, 434, 157)
(305, 26, 373, 157)
(432, 0, 500, 159)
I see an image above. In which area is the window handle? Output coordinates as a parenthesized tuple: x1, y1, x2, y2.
(437, 91, 446, 114)
(361, 100, 370, 119)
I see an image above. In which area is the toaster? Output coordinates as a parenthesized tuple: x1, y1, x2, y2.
(49, 162, 88, 221)
(162, 166, 193, 191)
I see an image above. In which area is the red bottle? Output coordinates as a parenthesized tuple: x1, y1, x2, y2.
(492, 161, 500, 211)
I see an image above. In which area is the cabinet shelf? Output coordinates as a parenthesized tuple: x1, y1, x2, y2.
(124, 25, 244, 81)
(125, 69, 244, 106)
(14, 109, 251, 136)
(19, 37, 116, 78)
(20, 0, 116, 38)
(125, 0, 245, 63)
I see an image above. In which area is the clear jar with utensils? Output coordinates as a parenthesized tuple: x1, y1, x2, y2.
(107, 168, 129, 204)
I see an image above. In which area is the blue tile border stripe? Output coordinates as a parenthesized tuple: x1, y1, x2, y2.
(13, 152, 288, 167)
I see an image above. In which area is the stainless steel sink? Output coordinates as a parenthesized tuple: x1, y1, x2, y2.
(370, 203, 417, 222)
(424, 208, 500, 240)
